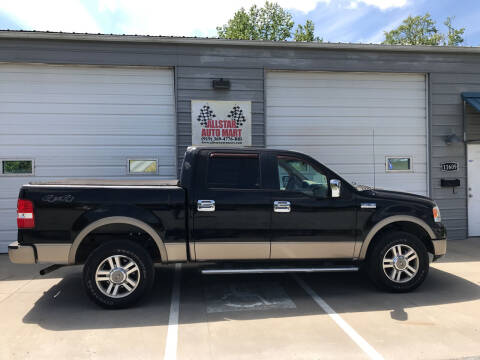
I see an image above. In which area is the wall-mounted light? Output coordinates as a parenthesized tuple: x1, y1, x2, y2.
(212, 78, 230, 90)
(444, 133, 462, 145)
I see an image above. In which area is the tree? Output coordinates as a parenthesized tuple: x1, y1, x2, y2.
(444, 16, 465, 46)
(294, 20, 322, 42)
(216, 2, 294, 41)
(382, 13, 465, 46)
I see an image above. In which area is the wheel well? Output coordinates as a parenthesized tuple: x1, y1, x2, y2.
(75, 223, 161, 264)
(365, 221, 434, 261)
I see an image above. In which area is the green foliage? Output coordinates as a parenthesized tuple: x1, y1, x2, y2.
(382, 13, 465, 46)
(216, 1, 295, 41)
(294, 20, 322, 42)
(2, 160, 32, 174)
(444, 16, 465, 46)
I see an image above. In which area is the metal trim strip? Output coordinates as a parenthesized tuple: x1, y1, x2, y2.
(202, 267, 359, 274)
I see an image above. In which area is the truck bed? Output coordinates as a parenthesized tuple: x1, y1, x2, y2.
(27, 179, 180, 187)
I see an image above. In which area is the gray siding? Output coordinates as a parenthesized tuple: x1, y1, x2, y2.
(175, 66, 265, 169)
(1, 36, 480, 239)
(430, 74, 480, 239)
(466, 104, 480, 142)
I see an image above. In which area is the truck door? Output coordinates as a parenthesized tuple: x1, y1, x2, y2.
(268, 153, 357, 260)
(192, 150, 271, 260)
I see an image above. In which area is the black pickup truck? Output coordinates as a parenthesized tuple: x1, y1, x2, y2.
(9, 146, 447, 308)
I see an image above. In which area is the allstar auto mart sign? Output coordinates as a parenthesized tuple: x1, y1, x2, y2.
(191, 100, 252, 146)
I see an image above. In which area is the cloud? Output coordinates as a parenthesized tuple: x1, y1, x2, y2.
(1, 0, 101, 33)
(0, 0, 411, 40)
(95, 0, 332, 37)
(353, 0, 409, 10)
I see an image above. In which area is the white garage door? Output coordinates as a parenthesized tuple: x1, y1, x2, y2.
(266, 71, 427, 195)
(0, 64, 176, 252)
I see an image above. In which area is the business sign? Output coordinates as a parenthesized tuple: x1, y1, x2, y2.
(192, 100, 252, 146)
(441, 162, 459, 172)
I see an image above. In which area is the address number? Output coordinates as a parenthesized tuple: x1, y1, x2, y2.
(441, 162, 458, 172)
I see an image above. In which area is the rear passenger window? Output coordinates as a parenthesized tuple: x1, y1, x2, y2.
(207, 154, 260, 189)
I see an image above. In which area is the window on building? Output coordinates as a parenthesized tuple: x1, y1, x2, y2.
(207, 153, 260, 189)
(386, 157, 412, 172)
(1, 160, 34, 176)
(128, 159, 158, 174)
(277, 156, 328, 198)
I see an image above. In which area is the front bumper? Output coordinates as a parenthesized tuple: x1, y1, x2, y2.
(8, 241, 36, 264)
(432, 238, 447, 260)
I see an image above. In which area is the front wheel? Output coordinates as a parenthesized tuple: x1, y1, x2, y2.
(367, 231, 429, 292)
(83, 240, 154, 309)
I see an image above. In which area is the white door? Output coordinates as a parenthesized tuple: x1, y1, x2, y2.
(266, 71, 428, 195)
(0, 64, 176, 252)
(468, 144, 480, 236)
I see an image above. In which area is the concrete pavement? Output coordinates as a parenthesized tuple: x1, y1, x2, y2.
(0, 238, 479, 360)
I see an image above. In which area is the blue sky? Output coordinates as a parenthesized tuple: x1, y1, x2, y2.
(1, 0, 479, 45)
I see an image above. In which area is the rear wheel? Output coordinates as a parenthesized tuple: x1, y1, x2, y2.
(367, 231, 429, 292)
(83, 240, 154, 309)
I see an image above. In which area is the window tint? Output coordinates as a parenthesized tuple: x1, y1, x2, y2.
(207, 155, 260, 189)
(277, 156, 328, 198)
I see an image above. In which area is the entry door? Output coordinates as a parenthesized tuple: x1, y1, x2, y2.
(269, 155, 357, 259)
(193, 151, 271, 260)
(468, 144, 480, 236)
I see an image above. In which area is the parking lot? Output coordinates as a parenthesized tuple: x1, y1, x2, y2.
(1, 238, 479, 360)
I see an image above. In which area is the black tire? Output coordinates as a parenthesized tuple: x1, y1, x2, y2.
(83, 240, 154, 309)
(367, 231, 429, 292)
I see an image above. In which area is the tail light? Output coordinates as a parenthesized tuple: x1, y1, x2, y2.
(17, 199, 35, 229)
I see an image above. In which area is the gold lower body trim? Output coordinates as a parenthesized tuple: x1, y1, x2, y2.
(270, 241, 356, 259)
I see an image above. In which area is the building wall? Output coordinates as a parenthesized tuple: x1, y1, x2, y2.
(466, 103, 480, 141)
(1, 36, 480, 239)
(175, 66, 265, 169)
(430, 75, 480, 239)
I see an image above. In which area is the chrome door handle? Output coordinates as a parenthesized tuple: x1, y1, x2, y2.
(197, 200, 215, 212)
(274, 201, 291, 213)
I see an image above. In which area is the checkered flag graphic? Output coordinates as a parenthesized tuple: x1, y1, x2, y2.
(197, 105, 216, 126)
(227, 105, 246, 127)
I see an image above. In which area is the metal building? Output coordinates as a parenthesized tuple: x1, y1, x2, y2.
(1, 30, 480, 252)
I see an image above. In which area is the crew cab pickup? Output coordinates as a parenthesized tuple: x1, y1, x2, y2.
(9, 146, 447, 308)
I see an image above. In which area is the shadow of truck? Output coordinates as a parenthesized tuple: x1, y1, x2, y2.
(22, 265, 480, 331)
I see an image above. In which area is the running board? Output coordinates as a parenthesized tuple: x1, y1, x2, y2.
(201, 266, 359, 275)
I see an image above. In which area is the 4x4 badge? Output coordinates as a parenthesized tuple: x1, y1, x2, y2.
(42, 194, 74, 203)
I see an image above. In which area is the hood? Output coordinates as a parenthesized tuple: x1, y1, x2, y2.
(360, 188, 435, 206)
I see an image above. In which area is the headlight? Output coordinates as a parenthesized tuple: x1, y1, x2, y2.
(433, 204, 442, 223)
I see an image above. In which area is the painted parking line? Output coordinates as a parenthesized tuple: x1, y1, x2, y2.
(292, 274, 384, 360)
(163, 263, 182, 360)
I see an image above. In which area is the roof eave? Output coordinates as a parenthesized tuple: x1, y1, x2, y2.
(1, 30, 480, 54)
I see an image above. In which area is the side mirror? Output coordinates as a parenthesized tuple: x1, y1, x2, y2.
(330, 179, 341, 198)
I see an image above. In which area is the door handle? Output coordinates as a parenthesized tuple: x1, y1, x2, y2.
(197, 200, 215, 212)
(274, 201, 291, 213)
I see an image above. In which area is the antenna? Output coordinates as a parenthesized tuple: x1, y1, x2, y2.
(372, 128, 376, 189)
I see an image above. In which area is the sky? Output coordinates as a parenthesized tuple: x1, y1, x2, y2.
(0, 0, 479, 45)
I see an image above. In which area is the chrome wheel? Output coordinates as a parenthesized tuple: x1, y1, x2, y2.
(95, 255, 141, 298)
(382, 244, 419, 283)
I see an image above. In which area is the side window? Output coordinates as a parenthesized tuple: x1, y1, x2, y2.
(207, 154, 260, 189)
(1, 160, 34, 176)
(277, 156, 328, 198)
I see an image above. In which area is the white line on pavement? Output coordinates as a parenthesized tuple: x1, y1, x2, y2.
(164, 263, 182, 360)
(293, 274, 384, 360)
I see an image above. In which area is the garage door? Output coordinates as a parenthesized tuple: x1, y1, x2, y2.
(0, 64, 176, 252)
(266, 71, 427, 195)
